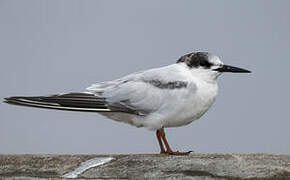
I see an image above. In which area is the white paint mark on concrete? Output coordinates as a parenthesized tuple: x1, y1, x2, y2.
(62, 157, 115, 178)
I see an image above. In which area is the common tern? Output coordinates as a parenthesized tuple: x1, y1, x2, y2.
(4, 52, 251, 155)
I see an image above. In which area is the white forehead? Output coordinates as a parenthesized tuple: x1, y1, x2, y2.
(207, 54, 223, 65)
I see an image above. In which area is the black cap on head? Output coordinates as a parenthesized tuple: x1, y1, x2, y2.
(177, 52, 213, 69)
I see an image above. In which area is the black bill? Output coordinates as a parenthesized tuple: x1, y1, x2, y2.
(214, 65, 251, 73)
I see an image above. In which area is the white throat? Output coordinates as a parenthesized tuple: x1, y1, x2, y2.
(190, 68, 221, 84)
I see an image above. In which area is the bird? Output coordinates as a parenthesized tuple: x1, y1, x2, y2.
(4, 52, 251, 155)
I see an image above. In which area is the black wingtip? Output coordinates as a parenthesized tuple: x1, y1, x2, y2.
(3, 96, 19, 105)
(4, 96, 19, 101)
(3, 94, 111, 113)
(4, 97, 12, 103)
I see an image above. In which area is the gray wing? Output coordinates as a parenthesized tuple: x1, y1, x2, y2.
(86, 64, 196, 116)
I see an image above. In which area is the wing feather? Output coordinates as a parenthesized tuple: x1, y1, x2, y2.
(86, 64, 196, 116)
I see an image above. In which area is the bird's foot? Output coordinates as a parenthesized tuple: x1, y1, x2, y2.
(160, 150, 166, 154)
(163, 150, 193, 155)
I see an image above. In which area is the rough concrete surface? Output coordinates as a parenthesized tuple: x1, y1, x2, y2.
(0, 154, 290, 180)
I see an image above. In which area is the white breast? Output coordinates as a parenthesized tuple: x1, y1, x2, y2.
(157, 80, 218, 128)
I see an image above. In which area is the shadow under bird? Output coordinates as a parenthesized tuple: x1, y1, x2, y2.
(4, 52, 251, 155)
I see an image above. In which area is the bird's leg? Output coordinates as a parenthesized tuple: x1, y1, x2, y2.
(159, 127, 191, 155)
(156, 129, 166, 154)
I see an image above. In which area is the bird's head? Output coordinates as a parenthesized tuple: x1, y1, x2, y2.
(177, 52, 251, 81)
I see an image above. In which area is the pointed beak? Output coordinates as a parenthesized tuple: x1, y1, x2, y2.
(214, 65, 251, 73)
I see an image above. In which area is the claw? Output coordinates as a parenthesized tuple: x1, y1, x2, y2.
(166, 151, 191, 155)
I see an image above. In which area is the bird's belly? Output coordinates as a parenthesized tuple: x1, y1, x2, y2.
(98, 112, 145, 127)
(164, 99, 215, 127)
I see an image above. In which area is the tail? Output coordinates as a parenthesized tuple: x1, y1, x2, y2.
(4, 92, 111, 113)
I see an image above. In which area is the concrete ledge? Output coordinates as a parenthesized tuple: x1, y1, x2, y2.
(0, 154, 290, 179)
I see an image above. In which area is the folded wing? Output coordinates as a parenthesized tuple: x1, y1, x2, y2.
(5, 64, 195, 116)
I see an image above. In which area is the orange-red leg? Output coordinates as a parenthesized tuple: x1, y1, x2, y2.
(158, 127, 192, 155)
(156, 129, 166, 154)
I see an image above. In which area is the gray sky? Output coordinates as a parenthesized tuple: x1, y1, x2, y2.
(1, 0, 290, 155)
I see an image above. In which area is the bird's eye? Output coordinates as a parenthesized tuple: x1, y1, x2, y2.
(199, 60, 212, 68)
